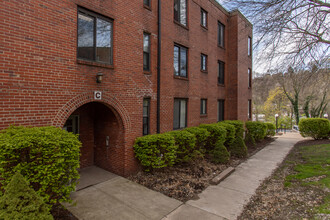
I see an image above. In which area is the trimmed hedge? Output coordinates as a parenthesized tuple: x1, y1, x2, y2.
(133, 133, 177, 171)
(0, 172, 53, 220)
(265, 122, 276, 137)
(168, 130, 200, 163)
(244, 132, 256, 146)
(299, 118, 330, 140)
(223, 120, 245, 138)
(245, 121, 267, 142)
(0, 126, 81, 206)
(229, 136, 248, 158)
(218, 122, 235, 147)
(199, 124, 226, 150)
(210, 141, 230, 164)
(184, 127, 210, 153)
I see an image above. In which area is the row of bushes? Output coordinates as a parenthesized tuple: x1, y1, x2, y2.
(134, 120, 274, 171)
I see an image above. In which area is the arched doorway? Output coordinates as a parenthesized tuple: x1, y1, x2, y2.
(63, 102, 124, 172)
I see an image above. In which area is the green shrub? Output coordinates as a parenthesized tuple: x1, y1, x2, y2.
(223, 120, 245, 138)
(184, 127, 210, 153)
(210, 141, 230, 164)
(168, 130, 200, 163)
(244, 132, 256, 146)
(229, 136, 248, 158)
(265, 122, 276, 137)
(0, 172, 53, 220)
(245, 121, 267, 142)
(299, 118, 330, 140)
(133, 133, 177, 171)
(218, 122, 235, 147)
(0, 126, 81, 206)
(199, 123, 226, 150)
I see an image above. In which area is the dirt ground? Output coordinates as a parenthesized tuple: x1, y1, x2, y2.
(128, 137, 275, 202)
(238, 138, 330, 220)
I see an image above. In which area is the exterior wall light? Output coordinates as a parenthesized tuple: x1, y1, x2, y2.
(96, 72, 103, 83)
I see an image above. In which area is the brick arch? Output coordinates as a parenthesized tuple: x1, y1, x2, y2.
(51, 91, 131, 133)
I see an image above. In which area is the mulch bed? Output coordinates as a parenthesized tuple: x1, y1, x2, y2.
(52, 137, 275, 218)
(238, 138, 330, 220)
(52, 205, 78, 220)
(128, 137, 275, 202)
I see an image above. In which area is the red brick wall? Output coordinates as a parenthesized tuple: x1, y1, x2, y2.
(0, 0, 252, 176)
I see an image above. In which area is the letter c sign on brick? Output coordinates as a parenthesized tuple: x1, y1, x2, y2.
(94, 91, 102, 100)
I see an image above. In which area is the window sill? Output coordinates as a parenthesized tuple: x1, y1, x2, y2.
(200, 24, 208, 30)
(201, 70, 208, 74)
(218, 45, 225, 50)
(174, 75, 189, 81)
(200, 114, 208, 118)
(174, 20, 189, 30)
(218, 83, 225, 87)
(143, 5, 151, 11)
(77, 59, 114, 69)
(144, 70, 152, 75)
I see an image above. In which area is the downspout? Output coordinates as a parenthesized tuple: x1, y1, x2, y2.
(156, 0, 161, 133)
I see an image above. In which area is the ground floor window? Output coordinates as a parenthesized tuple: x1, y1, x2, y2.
(63, 115, 79, 134)
(200, 99, 207, 115)
(143, 98, 150, 135)
(248, 99, 252, 119)
(173, 99, 187, 129)
(218, 100, 224, 122)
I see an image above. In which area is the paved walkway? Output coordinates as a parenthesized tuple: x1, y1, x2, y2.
(163, 132, 304, 220)
(66, 132, 304, 220)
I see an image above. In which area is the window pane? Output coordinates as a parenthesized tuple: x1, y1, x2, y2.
(180, 100, 186, 128)
(173, 100, 180, 129)
(174, 0, 179, 22)
(78, 13, 94, 60)
(201, 10, 207, 27)
(143, 52, 149, 71)
(248, 37, 252, 56)
(174, 46, 179, 76)
(180, 0, 187, 25)
(218, 100, 224, 121)
(96, 18, 112, 63)
(218, 23, 224, 47)
(218, 61, 224, 84)
(143, 34, 149, 52)
(180, 47, 187, 77)
(144, 0, 150, 7)
(201, 55, 206, 71)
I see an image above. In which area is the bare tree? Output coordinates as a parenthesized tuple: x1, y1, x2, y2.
(223, 0, 330, 70)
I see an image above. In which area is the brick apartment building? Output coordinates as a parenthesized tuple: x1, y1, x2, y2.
(0, 0, 252, 176)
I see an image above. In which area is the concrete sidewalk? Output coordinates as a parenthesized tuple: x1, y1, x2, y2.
(163, 132, 304, 220)
(67, 133, 303, 220)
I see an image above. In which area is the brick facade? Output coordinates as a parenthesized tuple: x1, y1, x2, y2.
(0, 0, 252, 176)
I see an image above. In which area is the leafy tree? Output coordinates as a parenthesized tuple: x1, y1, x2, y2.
(223, 0, 330, 70)
(0, 172, 53, 220)
(264, 87, 290, 118)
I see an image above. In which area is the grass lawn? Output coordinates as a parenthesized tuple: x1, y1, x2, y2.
(239, 140, 330, 219)
(285, 144, 330, 215)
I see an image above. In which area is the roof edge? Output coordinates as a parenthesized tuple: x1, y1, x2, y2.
(229, 9, 253, 26)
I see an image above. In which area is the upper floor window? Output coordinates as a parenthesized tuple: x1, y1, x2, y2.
(201, 54, 207, 71)
(143, 33, 150, 71)
(248, 68, 252, 88)
(248, 36, 252, 56)
(201, 8, 207, 28)
(218, 61, 225, 85)
(174, 44, 188, 77)
(174, 99, 187, 129)
(77, 8, 113, 64)
(200, 99, 207, 115)
(218, 22, 225, 48)
(174, 0, 187, 26)
(144, 0, 150, 8)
